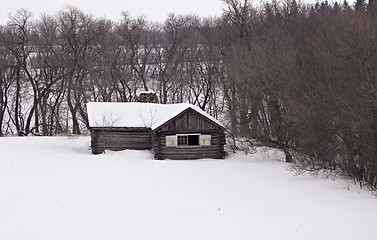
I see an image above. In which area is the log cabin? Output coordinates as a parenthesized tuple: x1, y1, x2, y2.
(87, 102, 226, 159)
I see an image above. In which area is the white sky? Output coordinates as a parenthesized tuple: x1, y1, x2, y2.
(1, 0, 226, 24)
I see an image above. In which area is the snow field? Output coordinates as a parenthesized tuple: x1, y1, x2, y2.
(0, 136, 376, 240)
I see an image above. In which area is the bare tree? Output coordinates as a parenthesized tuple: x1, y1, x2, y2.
(0, 26, 17, 136)
(119, 13, 159, 92)
(155, 13, 192, 104)
(57, 7, 98, 133)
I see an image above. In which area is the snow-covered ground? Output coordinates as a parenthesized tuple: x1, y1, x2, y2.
(0, 136, 376, 240)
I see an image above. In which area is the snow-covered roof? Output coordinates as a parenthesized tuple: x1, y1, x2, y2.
(87, 102, 223, 130)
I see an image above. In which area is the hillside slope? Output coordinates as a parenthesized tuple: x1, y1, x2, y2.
(0, 136, 376, 240)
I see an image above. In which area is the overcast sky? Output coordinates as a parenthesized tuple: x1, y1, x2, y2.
(0, 0, 226, 24)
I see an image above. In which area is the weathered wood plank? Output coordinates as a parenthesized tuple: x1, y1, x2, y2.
(90, 128, 152, 154)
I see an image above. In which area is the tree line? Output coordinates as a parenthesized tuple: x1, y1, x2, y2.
(1, 0, 376, 188)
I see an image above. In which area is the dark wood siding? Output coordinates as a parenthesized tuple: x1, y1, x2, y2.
(158, 108, 220, 132)
(153, 130, 225, 160)
(90, 127, 152, 154)
(153, 108, 226, 160)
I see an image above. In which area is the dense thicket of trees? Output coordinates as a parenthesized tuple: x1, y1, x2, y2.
(1, 0, 376, 188)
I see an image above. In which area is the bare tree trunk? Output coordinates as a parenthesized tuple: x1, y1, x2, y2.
(67, 86, 81, 134)
(14, 68, 22, 135)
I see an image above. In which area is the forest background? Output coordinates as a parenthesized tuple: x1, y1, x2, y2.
(1, 0, 377, 189)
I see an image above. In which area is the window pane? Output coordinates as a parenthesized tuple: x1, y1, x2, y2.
(177, 135, 188, 145)
(188, 135, 199, 146)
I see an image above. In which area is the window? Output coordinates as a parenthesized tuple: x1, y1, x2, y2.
(166, 134, 211, 147)
(177, 135, 199, 146)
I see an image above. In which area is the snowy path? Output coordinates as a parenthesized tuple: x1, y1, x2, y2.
(0, 136, 376, 240)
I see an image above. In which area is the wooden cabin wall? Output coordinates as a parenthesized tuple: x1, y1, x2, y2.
(153, 129, 226, 160)
(153, 109, 226, 160)
(90, 127, 152, 154)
